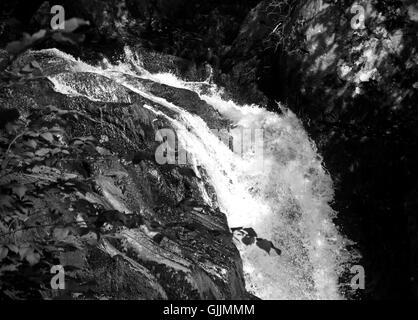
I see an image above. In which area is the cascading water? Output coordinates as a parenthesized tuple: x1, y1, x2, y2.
(38, 47, 353, 300)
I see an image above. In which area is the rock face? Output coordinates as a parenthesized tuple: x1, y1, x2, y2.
(0, 50, 248, 300)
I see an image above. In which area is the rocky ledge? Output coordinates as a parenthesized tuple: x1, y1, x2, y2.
(0, 50, 250, 300)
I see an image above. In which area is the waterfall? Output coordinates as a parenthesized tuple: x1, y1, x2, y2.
(40, 47, 353, 300)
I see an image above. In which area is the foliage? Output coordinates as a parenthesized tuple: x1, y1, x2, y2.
(5, 17, 89, 57)
(265, 0, 306, 53)
(0, 99, 99, 297)
(0, 21, 131, 299)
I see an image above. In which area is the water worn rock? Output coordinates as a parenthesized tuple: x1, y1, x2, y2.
(0, 51, 248, 300)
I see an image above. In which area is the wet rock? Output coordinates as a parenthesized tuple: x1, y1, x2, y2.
(256, 238, 281, 256)
(133, 78, 231, 130)
(242, 236, 256, 246)
(243, 228, 257, 238)
(0, 50, 249, 300)
(231, 227, 281, 255)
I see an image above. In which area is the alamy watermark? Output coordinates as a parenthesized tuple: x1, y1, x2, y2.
(351, 3, 366, 30)
(350, 265, 365, 290)
(50, 5, 65, 31)
(50, 264, 65, 290)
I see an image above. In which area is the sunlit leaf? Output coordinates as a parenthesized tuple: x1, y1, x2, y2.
(18, 246, 32, 260)
(53, 227, 70, 241)
(31, 29, 47, 41)
(7, 243, 19, 253)
(63, 18, 90, 33)
(0, 247, 8, 261)
(40, 132, 54, 143)
(21, 64, 33, 73)
(96, 146, 112, 156)
(12, 185, 27, 199)
(30, 61, 42, 70)
(35, 148, 50, 157)
(25, 251, 40, 265)
(24, 140, 37, 149)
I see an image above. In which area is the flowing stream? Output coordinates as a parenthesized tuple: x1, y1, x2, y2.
(39, 48, 353, 300)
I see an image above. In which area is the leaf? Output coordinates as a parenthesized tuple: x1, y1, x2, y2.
(31, 29, 47, 41)
(12, 185, 27, 199)
(72, 293, 84, 299)
(22, 151, 35, 158)
(14, 209, 28, 220)
(53, 227, 70, 241)
(5, 30, 46, 55)
(7, 243, 19, 253)
(0, 247, 8, 261)
(73, 140, 84, 146)
(96, 146, 112, 156)
(35, 148, 50, 157)
(26, 131, 40, 138)
(51, 148, 62, 155)
(49, 126, 66, 134)
(5, 122, 19, 134)
(25, 251, 40, 266)
(18, 246, 32, 260)
(30, 61, 42, 70)
(21, 64, 33, 73)
(5, 34, 31, 54)
(63, 18, 90, 33)
(24, 140, 37, 149)
(40, 132, 54, 143)
(0, 221, 8, 233)
(0, 195, 13, 209)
